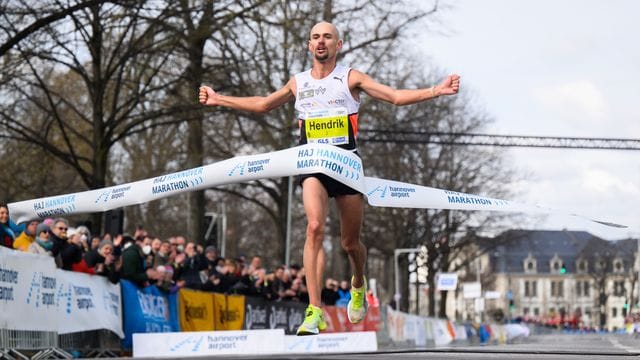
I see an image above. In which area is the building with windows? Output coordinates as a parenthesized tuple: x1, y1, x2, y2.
(481, 230, 639, 331)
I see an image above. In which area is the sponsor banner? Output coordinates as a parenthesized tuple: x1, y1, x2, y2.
(386, 306, 406, 342)
(0, 246, 58, 331)
(244, 296, 307, 335)
(133, 329, 285, 357)
(432, 318, 454, 346)
(436, 272, 458, 291)
(121, 280, 180, 349)
(9, 144, 621, 229)
(284, 331, 377, 353)
(322, 305, 380, 332)
(213, 293, 245, 330)
(178, 288, 214, 331)
(463, 282, 482, 299)
(56, 269, 123, 337)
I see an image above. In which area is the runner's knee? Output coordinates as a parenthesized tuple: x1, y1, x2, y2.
(340, 237, 361, 253)
(306, 220, 324, 241)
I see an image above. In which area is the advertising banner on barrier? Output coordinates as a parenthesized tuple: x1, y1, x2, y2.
(56, 269, 123, 338)
(213, 293, 245, 330)
(0, 247, 58, 332)
(179, 288, 215, 331)
(133, 329, 285, 357)
(121, 280, 180, 348)
(244, 296, 307, 335)
(323, 306, 380, 333)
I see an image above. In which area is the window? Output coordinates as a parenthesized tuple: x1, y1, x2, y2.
(523, 307, 530, 315)
(534, 308, 539, 316)
(578, 260, 587, 273)
(614, 260, 623, 273)
(583, 281, 590, 296)
(576, 281, 582, 296)
(612, 307, 617, 318)
(551, 281, 563, 297)
(558, 281, 563, 297)
(613, 281, 625, 296)
(527, 261, 534, 270)
(524, 281, 536, 297)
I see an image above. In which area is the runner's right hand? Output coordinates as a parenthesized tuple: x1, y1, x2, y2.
(199, 85, 217, 106)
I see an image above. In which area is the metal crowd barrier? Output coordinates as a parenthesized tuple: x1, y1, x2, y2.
(0, 329, 121, 359)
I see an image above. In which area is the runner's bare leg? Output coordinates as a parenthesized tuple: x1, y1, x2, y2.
(302, 177, 330, 306)
(336, 193, 366, 288)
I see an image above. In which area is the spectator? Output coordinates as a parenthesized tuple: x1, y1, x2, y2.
(203, 258, 241, 294)
(75, 225, 92, 252)
(155, 265, 179, 292)
(13, 219, 38, 252)
(321, 278, 339, 305)
(174, 242, 208, 290)
(244, 255, 267, 294)
(69, 229, 98, 274)
(85, 240, 119, 283)
(90, 235, 101, 251)
(0, 203, 23, 249)
(336, 280, 351, 307)
(151, 237, 162, 255)
(204, 246, 222, 275)
(121, 234, 159, 287)
(28, 223, 62, 267)
(49, 218, 70, 259)
(152, 241, 172, 268)
(283, 275, 308, 302)
(61, 228, 85, 271)
(269, 265, 292, 301)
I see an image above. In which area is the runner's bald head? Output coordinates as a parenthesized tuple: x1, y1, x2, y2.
(310, 21, 340, 40)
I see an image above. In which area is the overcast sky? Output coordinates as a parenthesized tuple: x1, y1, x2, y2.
(417, 0, 640, 240)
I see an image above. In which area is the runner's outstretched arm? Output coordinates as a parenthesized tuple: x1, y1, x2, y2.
(199, 78, 296, 113)
(349, 70, 460, 106)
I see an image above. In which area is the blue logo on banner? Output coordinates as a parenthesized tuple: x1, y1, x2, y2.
(121, 280, 180, 349)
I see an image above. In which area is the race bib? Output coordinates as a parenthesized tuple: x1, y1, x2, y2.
(302, 108, 349, 145)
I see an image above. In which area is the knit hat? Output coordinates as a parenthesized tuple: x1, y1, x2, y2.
(205, 245, 217, 254)
(98, 239, 113, 250)
(36, 223, 50, 236)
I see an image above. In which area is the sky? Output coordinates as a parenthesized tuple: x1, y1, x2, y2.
(417, 0, 640, 240)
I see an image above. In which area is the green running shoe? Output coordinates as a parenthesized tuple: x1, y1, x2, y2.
(347, 276, 368, 323)
(296, 304, 327, 336)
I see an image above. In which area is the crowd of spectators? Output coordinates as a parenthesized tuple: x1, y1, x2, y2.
(0, 204, 376, 306)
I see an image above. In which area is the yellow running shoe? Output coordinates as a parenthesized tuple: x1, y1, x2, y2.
(347, 276, 368, 323)
(296, 304, 327, 336)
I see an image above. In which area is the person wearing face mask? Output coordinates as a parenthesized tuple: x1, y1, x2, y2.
(121, 234, 161, 287)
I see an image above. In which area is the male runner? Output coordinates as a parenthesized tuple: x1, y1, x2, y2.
(199, 21, 460, 335)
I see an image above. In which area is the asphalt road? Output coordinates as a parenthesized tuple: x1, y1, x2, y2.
(125, 333, 640, 360)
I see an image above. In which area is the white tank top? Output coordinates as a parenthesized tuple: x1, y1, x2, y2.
(294, 65, 360, 150)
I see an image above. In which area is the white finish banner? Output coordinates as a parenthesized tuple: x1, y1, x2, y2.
(8, 144, 624, 228)
(55, 269, 123, 338)
(0, 246, 58, 332)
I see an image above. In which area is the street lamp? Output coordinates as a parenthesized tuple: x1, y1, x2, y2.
(394, 248, 422, 310)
